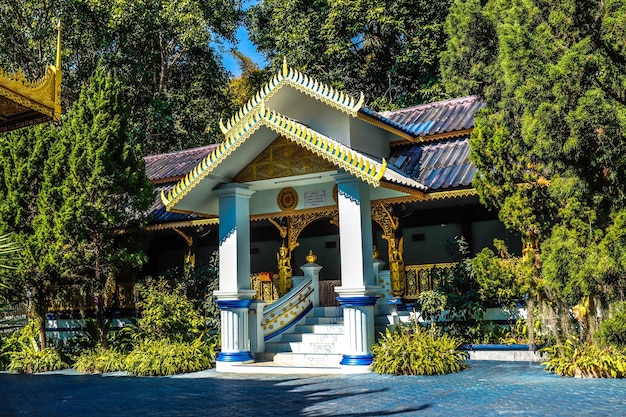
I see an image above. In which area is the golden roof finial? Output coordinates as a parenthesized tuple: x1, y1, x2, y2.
(282, 57, 288, 77)
(56, 20, 62, 70)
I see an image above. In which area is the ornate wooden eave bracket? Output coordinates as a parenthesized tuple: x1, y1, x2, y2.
(255, 206, 339, 253)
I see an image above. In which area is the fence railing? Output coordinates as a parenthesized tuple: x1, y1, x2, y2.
(404, 262, 458, 300)
(49, 282, 137, 311)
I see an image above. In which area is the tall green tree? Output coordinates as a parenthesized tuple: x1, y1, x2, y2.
(444, 0, 626, 341)
(53, 64, 154, 347)
(248, 0, 452, 109)
(0, 124, 61, 349)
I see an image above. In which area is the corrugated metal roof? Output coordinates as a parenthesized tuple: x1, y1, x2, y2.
(388, 137, 476, 190)
(144, 144, 218, 182)
(148, 184, 202, 224)
(380, 96, 484, 137)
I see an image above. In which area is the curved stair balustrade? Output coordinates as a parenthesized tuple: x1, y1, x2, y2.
(262, 276, 314, 341)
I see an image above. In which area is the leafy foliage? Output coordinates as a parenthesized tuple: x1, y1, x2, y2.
(438, 237, 485, 323)
(5, 322, 67, 373)
(371, 323, 468, 375)
(49, 64, 153, 347)
(0, 0, 242, 153)
(542, 339, 626, 378)
(248, 0, 452, 108)
(8, 346, 67, 374)
(124, 336, 217, 376)
(594, 302, 626, 348)
(416, 291, 447, 323)
(0, 124, 63, 349)
(74, 347, 126, 374)
(444, 0, 626, 325)
(136, 278, 205, 342)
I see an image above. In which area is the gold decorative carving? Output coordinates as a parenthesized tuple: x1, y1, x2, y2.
(371, 203, 398, 241)
(144, 217, 219, 231)
(233, 136, 336, 182)
(287, 207, 338, 252)
(277, 187, 298, 211)
(251, 272, 279, 303)
(357, 112, 413, 141)
(426, 188, 477, 201)
(404, 263, 457, 300)
(220, 58, 364, 137)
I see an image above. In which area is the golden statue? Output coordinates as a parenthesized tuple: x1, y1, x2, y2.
(388, 236, 406, 297)
(277, 243, 292, 296)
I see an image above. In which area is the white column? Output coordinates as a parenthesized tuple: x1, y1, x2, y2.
(332, 172, 379, 296)
(337, 296, 378, 368)
(214, 184, 256, 370)
(332, 172, 381, 368)
(214, 184, 256, 298)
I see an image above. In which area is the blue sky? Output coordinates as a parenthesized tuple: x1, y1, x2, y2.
(220, 24, 267, 77)
(218, 1, 267, 77)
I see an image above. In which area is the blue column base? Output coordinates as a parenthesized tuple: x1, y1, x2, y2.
(340, 354, 374, 366)
(217, 351, 254, 362)
(336, 296, 379, 307)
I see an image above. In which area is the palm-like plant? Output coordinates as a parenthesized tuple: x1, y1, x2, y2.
(0, 233, 21, 289)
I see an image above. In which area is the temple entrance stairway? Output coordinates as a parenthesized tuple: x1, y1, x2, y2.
(232, 306, 347, 374)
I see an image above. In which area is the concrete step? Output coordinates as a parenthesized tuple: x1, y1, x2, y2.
(311, 306, 343, 317)
(294, 324, 344, 334)
(264, 342, 291, 353)
(303, 316, 343, 325)
(273, 352, 344, 367)
(289, 342, 342, 354)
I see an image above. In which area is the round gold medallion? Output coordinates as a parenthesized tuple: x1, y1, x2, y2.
(277, 187, 298, 211)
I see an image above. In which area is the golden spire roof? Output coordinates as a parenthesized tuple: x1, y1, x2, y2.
(0, 21, 62, 133)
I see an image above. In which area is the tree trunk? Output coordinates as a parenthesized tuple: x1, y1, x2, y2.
(95, 293, 108, 350)
(526, 297, 535, 347)
(28, 291, 47, 350)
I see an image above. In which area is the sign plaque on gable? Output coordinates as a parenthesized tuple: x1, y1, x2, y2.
(304, 190, 327, 208)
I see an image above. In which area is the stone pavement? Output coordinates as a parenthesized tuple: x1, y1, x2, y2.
(1, 361, 625, 417)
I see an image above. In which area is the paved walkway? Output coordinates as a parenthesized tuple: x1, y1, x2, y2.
(1, 361, 625, 416)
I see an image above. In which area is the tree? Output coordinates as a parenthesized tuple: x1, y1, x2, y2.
(228, 51, 267, 108)
(0, 124, 61, 349)
(52, 64, 154, 347)
(248, 0, 452, 109)
(443, 0, 626, 342)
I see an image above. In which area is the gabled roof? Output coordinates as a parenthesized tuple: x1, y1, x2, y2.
(219, 59, 364, 137)
(0, 24, 62, 133)
(145, 145, 218, 184)
(162, 105, 427, 212)
(144, 146, 215, 227)
(380, 96, 484, 139)
(158, 65, 486, 217)
(389, 137, 476, 191)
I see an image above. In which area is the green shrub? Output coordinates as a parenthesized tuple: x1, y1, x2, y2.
(74, 347, 126, 373)
(0, 329, 22, 370)
(595, 302, 626, 348)
(371, 324, 468, 375)
(8, 345, 67, 373)
(136, 278, 205, 342)
(4, 321, 67, 373)
(542, 339, 626, 378)
(124, 335, 217, 376)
